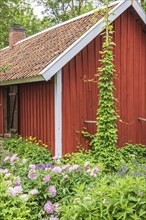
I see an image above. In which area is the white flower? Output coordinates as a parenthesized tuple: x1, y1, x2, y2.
(21, 158, 27, 164)
(20, 194, 29, 201)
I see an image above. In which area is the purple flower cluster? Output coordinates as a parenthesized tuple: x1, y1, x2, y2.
(38, 163, 54, 170)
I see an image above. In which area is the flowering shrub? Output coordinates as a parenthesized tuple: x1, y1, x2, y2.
(0, 138, 146, 219)
(3, 136, 52, 164)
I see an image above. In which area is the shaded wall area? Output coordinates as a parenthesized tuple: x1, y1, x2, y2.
(18, 80, 55, 153)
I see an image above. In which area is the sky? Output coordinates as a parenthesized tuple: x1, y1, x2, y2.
(32, 0, 102, 19)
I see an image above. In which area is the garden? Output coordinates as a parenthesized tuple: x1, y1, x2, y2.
(0, 136, 146, 220)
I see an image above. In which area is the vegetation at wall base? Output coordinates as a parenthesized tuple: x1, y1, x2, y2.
(3, 136, 52, 164)
(0, 137, 146, 220)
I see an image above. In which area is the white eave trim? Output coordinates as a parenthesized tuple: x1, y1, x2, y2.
(0, 75, 45, 86)
(42, 0, 132, 81)
(132, 0, 146, 24)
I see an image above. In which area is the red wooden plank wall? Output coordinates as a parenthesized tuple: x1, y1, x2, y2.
(19, 80, 55, 153)
(0, 87, 3, 135)
(62, 8, 146, 154)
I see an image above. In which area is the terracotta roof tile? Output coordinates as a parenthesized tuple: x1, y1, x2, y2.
(0, 6, 114, 82)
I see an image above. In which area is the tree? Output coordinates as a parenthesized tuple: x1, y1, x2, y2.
(141, 0, 146, 11)
(0, 0, 51, 49)
(36, 0, 94, 24)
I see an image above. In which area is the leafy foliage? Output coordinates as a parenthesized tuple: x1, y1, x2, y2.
(88, 1, 118, 171)
(0, 138, 146, 219)
(36, 0, 94, 24)
(60, 175, 146, 220)
(0, 0, 51, 49)
(0, 174, 34, 220)
(3, 136, 52, 164)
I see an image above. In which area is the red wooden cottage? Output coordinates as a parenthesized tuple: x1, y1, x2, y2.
(0, 0, 146, 156)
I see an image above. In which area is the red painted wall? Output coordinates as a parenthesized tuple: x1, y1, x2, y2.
(18, 80, 55, 153)
(62, 8, 146, 154)
(0, 87, 3, 135)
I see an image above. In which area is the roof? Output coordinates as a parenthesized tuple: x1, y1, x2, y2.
(0, 0, 145, 85)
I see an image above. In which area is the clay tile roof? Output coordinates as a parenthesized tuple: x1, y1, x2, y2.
(0, 5, 116, 83)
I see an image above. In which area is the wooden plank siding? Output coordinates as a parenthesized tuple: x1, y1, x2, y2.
(18, 80, 55, 153)
(62, 8, 146, 153)
(0, 87, 3, 135)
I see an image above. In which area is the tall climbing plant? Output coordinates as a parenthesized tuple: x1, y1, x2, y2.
(93, 0, 118, 166)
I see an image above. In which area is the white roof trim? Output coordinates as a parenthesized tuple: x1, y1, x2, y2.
(131, 0, 146, 23)
(42, 0, 133, 81)
(0, 75, 45, 86)
(0, 46, 9, 51)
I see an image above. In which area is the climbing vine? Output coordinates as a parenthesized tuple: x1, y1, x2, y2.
(92, 0, 119, 166)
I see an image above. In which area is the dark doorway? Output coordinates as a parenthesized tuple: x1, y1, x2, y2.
(4, 85, 18, 134)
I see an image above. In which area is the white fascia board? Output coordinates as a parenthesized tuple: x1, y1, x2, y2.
(54, 69, 62, 158)
(0, 75, 45, 86)
(42, 0, 131, 81)
(132, 0, 146, 24)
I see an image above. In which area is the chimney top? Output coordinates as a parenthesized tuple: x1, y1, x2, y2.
(9, 25, 26, 47)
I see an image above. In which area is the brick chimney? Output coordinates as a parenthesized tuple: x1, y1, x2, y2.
(9, 25, 26, 47)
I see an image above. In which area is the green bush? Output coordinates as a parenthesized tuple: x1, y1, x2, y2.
(3, 137, 52, 164)
(60, 175, 146, 220)
(0, 174, 35, 220)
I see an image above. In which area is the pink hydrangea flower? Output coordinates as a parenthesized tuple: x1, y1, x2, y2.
(28, 169, 37, 180)
(6, 185, 23, 196)
(13, 177, 21, 186)
(52, 167, 62, 173)
(43, 175, 50, 182)
(6, 187, 16, 196)
(69, 164, 79, 171)
(47, 185, 56, 197)
(84, 162, 90, 168)
(61, 164, 70, 170)
(90, 167, 99, 176)
(29, 189, 39, 195)
(44, 201, 54, 214)
(0, 168, 8, 174)
(10, 154, 18, 165)
(14, 185, 23, 194)
(29, 164, 36, 169)
(3, 156, 10, 163)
